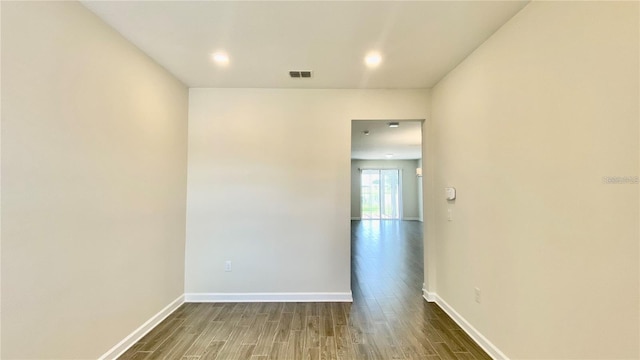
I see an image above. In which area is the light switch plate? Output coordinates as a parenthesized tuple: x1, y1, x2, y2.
(445, 187, 456, 200)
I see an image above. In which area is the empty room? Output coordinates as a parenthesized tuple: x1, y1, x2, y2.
(1, 1, 638, 359)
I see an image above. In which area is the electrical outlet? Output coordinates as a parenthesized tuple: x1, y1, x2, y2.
(224, 261, 232, 272)
(474, 287, 481, 303)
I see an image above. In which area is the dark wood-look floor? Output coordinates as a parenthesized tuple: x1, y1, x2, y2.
(119, 220, 491, 360)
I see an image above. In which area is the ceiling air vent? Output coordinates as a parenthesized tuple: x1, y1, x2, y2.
(289, 70, 313, 78)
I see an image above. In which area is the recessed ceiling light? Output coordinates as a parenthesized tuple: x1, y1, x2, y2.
(364, 52, 382, 68)
(212, 51, 229, 65)
(388, 122, 399, 128)
(385, 154, 394, 158)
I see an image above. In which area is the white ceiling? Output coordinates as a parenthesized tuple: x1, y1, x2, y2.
(82, 1, 527, 159)
(352, 120, 422, 160)
(82, 1, 529, 89)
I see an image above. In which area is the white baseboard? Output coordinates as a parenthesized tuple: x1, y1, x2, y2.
(422, 284, 436, 302)
(185, 292, 353, 303)
(351, 217, 361, 220)
(422, 291, 508, 360)
(98, 294, 184, 360)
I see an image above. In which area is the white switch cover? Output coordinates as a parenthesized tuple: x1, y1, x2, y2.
(445, 187, 456, 200)
(447, 209, 453, 221)
(224, 261, 232, 272)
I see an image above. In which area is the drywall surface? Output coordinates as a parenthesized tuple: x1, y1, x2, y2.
(186, 89, 429, 295)
(429, 1, 638, 358)
(1, 2, 188, 358)
(350, 159, 421, 220)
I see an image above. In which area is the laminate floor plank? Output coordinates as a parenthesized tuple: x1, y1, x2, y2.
(158, 326, 201, 360)
(118, 221, 491, 360)
(353, 343, 379, 360)
(267, 303, 285, 321)
(183, 321, 224, 356)
(242, 313, 269, 345)
(209, 320, 235, 342)
(137, 318, 184, 352)
(253, 321, 280, 356)
(319, 303, 333, 335)
(199, 340, 225, 360)
(370, 322, 402, 359)
(275, 311, 294, 342)
(268, 341, 288, 360)
(452, 351, 479, 360)
(234, 344, 256, 360)
(334, 324, 354, 359)
(143, 325, 196, 359)
(305, 302, 319, 317)
(239, 311, 257, 327)
(303, 347, 320, 360)
(430, 318, 467, 352)
(451, 330, 493, 360)
(305, 316, 320, 349)
(433, 342, 461, 360)
(286, 329, 306, 360)
(291, 303, 306, 331)
(319, 336, 337, 360)
(128, 351, 152, 360)
(330, 303, 348, 326)
(211, 303, 234, 321)
(213, 325, 249, 360)
(394, 319, 438, 357)
(117, 342, 147, 360)
(283, 302, 297, 313)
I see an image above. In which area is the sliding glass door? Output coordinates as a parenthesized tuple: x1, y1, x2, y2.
(361, 169, 400, 219)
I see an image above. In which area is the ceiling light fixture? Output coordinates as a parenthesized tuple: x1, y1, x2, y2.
(388, 122, 399, 128)
(212, 51, 229, 65)
(364, 52, 382, 68)
(363, 130, 370, 135)
(385, 154, 394, 158)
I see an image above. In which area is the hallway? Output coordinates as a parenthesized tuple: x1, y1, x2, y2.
(349, 220, 490, 359)
(118, 220, 490, 359)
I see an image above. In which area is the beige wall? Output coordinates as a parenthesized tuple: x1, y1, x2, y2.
(186, 89, 429, 295)
(1, 2, 188, 359)
(427, 1, 639, 359)
(350, 159, 421, 220)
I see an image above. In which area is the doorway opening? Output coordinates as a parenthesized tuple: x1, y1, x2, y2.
(360, 169, 401, 219)
(351, 119, 424, 222)
(350, 118, 427, 306)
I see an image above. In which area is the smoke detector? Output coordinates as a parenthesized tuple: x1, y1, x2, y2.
(289, 70, 313, 78)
